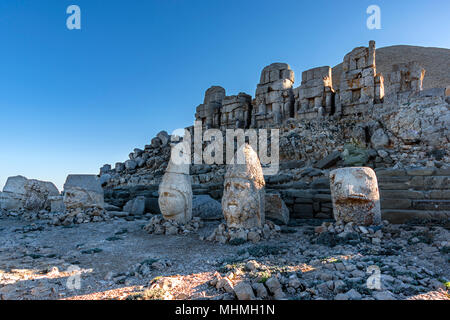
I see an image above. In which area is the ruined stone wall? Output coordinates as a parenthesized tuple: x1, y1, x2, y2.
(377, 166, 450, 223)
(100, 40, 450, 224)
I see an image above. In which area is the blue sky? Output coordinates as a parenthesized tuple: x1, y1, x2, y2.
(0, 0, 449, 191)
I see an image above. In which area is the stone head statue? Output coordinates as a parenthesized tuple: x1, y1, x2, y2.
(222, 144, 265, 229)
(158, 143, 192, 224)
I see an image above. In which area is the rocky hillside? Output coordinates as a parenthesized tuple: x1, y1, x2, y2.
(333, 45, 450, 90)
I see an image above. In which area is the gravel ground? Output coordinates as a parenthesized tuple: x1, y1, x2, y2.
(0, 214, 448, 300)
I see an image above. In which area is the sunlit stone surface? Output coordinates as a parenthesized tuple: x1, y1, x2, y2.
(330, 167, 381, 226)
(222, 144, 265, 229)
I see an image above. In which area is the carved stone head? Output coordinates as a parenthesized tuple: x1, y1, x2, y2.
(222, 144, 265, 229)
(158, 144, 192, 224)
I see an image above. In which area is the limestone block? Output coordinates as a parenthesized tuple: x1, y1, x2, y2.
(124, 160, 137, 170)
(0, 176, 59, 212)
(49, 196, 65, 212)
(192, 195, 222, 220)
(371, 128, 390, 149)
(23, 180, 59, 211)
(0, 176, 28, 211)
(100, 164, 111, 175)
(63, 175, 104, 211)
(115, 162, 125, 173)
(330, 167, 381, 226)
(157, 131, 170, 146)
(265, 193, 289, 225)
(123, 196, 146, 216)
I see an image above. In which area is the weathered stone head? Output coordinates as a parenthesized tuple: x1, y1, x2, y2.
(330, 167, 381, 226)
(222, 144, 265, 229)
(158, 144, 192, 224)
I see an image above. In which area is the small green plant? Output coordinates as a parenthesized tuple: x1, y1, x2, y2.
(257, 270, 271, 283)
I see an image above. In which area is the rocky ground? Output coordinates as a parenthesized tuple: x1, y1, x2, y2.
(0, 213, 448, 300)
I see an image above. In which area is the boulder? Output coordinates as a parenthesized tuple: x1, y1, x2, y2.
(115, 162, 125, 173)
(124, 160, 137, 170)
(0, 176, 59, 212)
(123, 196, 146, 216)
(49, 196, 65, 213)
(23, 180, 59, 211)
(371, 128, 390, 149)
(265, 193, 289, 225)
(0, 176, 28, 211)
(100, 164, 111, 175)
(145, 197, 161, 215)
(99, 174, 111, 186)
(233, 281, 255, 300)
(315, 151, 341, 169)
(330, 167, 381, 226)
(63, 175, 104, 212)
(157, 131, 170, 146)
(192, 195, 222, 220)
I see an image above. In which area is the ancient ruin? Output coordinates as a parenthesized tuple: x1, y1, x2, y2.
(252, 63, 295, 128)
(1, 39, 449, 301)
(195, 86, 226, 130)
(294, 66, 335, 119)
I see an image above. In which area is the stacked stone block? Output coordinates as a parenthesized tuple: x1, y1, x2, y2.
(376, 166, 450, 223)
(252, 63, 295, 128)
(220, 93, 252, 130)
(384, 61, 426, 103)
(195, 86, 226, 129)
(336, 41, 384, 116)
(294, 66, 335, 119)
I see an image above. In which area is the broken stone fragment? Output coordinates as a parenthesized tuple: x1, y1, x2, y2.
(0, 176, 59, 212)
(192, 195, 222, 220)
(61, 175, 106, 224)
(123, 196, 146, 216)
(233, 281, 255, 300)
(265, 193, 290, 225)
(330, 167, 381, 226)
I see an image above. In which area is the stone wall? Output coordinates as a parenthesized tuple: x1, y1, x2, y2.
(377, 166, 450, 223)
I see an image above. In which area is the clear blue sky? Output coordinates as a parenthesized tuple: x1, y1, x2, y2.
(1, 0, 449, 191)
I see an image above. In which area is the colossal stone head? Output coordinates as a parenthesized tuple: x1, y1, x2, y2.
(222, 144, 265, 229)
(158, 144, 192, 224)
(330, 167, 381, 226)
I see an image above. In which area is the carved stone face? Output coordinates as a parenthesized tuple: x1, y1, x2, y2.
(222, 178, 263, 229)
(330, 167, 381, 226)
(158, 189, 187, 223)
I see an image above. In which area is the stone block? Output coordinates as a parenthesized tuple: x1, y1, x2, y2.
(265, 193, 290, 225)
